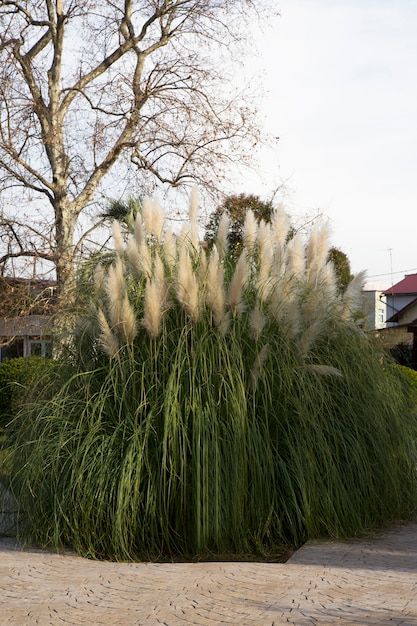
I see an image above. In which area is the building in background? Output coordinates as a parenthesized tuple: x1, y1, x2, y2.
(383, 274, 417, 327)
(0, 278, 56, 362)
(362, 290, 386, 331)
(377, 274, 417, 368)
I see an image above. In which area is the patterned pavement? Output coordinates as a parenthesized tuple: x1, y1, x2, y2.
(1, 523, 417, 625)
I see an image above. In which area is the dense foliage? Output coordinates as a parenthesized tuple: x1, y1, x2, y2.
(8, 195, 417, 561)
(0, 356, 55, 429)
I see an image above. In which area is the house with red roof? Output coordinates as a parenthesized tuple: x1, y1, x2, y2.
(383, 274, 417, 367)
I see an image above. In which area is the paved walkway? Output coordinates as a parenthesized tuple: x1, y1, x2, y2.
(1, 523, 417, 625)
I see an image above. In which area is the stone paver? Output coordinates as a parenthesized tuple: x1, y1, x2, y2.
(1, 524, 417, 625)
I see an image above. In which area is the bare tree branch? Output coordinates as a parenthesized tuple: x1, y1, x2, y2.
(0, 0, 277, 308)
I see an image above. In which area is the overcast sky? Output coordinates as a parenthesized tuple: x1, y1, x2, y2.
(246, 0, 417, 290)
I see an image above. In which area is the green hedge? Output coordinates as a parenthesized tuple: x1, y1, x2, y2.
(0, 357, 55, 428)
(397, 365, 417, 404)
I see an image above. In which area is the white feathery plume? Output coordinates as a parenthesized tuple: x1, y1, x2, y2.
(198, 248, 208, 297)
(341, 270, 366, 321)
(94, 263, 106, 291)
(179, 222, 191, 248)
(151, 197, 164, 242)
(250, 344, 269, 389)
(106, 257, 125, 329)
(163, 229, 177, 269)
(206, 247, 227, 329)
(272, 204, 290, 247)
(285, 296, 301, 339)
(322, 262, 337, 297)
(306, 222, 331, 285)
(306, 364, 343, 377)
(216, 212, 229, 260)
(120, 293, 137, 345)
(257, 245, 273, 303)
(269, 276, 292, 323)
(134, 213, 144, 246)
(154, 251, 165, 287)
(189, 185, 199, 223)
(315, 221, 332, 271)
(257, 220, 272, 258)
(249, 304, 266, 342)
(154, 251, 168, 309)
(176, 245, 200, 322)
(190, 216, 199, 250)
(143, 278, 162, 338)
(97, 308, 119, 357)
(112, 221, 124, 257)
(206, 246, 220, 311)
(126, 235, 142, 278)
(286, 232, 305, 278)
(306, 225, 319, 270)
(297, 318, 323, 358)
(228, 251, 249, 317)
(142, 196, 153, 234)
(218, 312, 231, 336)
(138, 240, 153, 279)
(243, 209, 258, 254)
(188, 186, 200, 249)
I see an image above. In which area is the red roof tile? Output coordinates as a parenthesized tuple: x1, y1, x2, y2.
(383, 274, 417, 295)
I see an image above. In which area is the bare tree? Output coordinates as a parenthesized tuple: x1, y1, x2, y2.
(0, 0, 275, 309)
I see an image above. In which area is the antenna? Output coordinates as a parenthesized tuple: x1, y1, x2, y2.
(388, 248, 393, 288)
(388, 248, 394, 315)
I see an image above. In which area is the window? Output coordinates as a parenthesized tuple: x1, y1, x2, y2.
(0, 338, 24, 362)
(28, 337, 52, 358)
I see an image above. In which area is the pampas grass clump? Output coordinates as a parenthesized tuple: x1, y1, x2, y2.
(8, 193, 417, 561)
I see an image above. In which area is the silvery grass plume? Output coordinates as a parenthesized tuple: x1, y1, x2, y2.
(126, 236, 141, 279)
(243, 209, 258, 254)
(257, 220, 272, 259)
(272, 204, 291, 247)
(163, 229, 177, 270)
(249, 343, 269, 390)
(112, 221, 124, 257)
(269, 276, 301, 339)
(176, 244, 200, 323)
(151, 198, 165, 243)
(104, 256, 137, 347)
(154, 251, 169, 311)
(341, 270, 367, 322)
(216, 212, 229, 260)
(257, 244, 274, 303)
(286, 232, 305, 279)
(206, 247, 228, 332)
(94, 263, 106, 292)
(138, 239, 153, 279)
(189, 185, 199, 249)
(140, 196, 164, 242)
(306, 222, 332, 287)
(143, 278, 162, 338)
(141, 196, 153, 234)
(296, 318, 324, 359)
(97, 307, 119, 357)
(106, 256, 125, 330)
(249, 303, 266, 342)
(120, 293, 137, 345)
(228, 251, 249, 317)
(134, 212, 144, 246)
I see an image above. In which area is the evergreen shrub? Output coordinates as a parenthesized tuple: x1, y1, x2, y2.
(0, 356, 55, 428)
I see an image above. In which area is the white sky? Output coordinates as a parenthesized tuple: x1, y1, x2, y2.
(245, 0, 417, 290)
